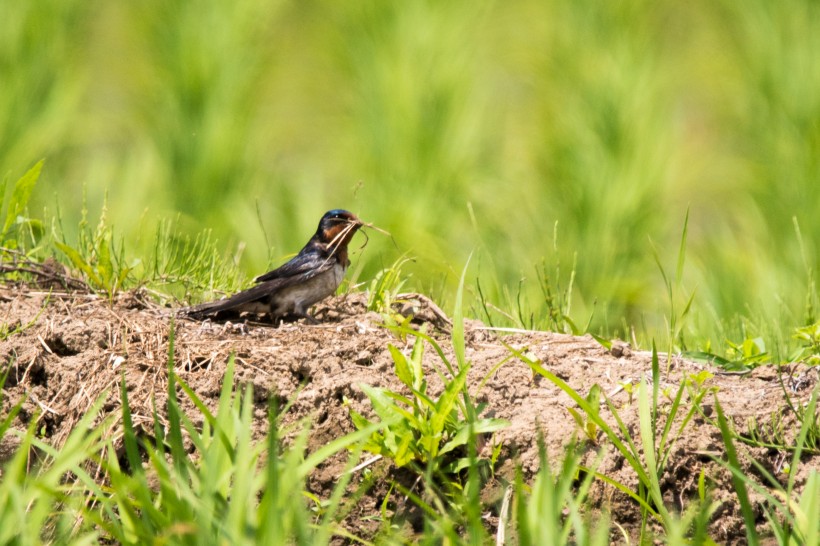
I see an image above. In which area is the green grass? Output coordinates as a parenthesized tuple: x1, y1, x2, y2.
(2, 0, 820, 356)
(0, 328, 386, 545)
(2, 0, 820, 542)
(2, 192, 819, 543)
(2, 252, 817, 544)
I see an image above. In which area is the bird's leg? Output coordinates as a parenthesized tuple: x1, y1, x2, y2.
(295, 311, 320, 325)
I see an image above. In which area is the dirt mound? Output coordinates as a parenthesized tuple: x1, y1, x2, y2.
(1, 286, 817, 543)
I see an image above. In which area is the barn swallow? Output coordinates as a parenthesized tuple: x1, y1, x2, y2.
(181, 209, 363, 323)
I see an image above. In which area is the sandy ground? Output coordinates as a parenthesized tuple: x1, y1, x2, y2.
(1, 286, 817, 543)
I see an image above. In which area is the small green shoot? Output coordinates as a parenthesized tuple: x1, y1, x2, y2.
(148, 219, 248, 303)
(0, 160, 45, 250)
(791, 321, 820, 365)
(684, 339, 764, 372)
(589, 332, 612, 351)
(54, 198, 133, 297)
(650, 209, 696, 358)
(620, 380, 635, 406)
(742, 411, 789, 453)
(536, 223, 582, 334)
(566, 385, 602, 444)
(367, 255, 412, 313)
(513, 435, 610, 546)
(348, 327, 509, 475)
(686, 370, 716, 392)
(725, 336, 769, 366)
(0, 391, 112, 544)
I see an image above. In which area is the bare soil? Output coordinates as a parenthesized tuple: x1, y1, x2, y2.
(1, 286, 818, 544)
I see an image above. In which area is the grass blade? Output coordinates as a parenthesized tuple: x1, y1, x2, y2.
(714, 395, 760, 546)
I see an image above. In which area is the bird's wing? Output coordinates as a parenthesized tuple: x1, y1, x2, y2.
(182, 251, 335, 317)
(182, 278, 289, 317)
(253, 248, 333, 283)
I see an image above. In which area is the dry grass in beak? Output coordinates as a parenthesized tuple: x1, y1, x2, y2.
(357, 220, 399, 252)
(326, 216, 398, 256)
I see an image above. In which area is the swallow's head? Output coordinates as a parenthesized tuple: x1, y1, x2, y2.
(316, 209, 363, 247)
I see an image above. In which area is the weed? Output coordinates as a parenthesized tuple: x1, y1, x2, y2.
(791, 321, 820, 365)
(713, 384, 820, 546)
(349, 260, 509, 515)
(536, 222, 583, 335)
(512, 435, 610, 546)
(0, 388, 111, 543)
(348, 327, 508, 475)
(742, 411, 790, 453)
(0, 160, 44, 251)
(513, 343, 719, 541)
(54, 197, 133, 297)
(566, 384, 603, 444)
(366, 256, 418, 334)
(367, 255, 412, 314)
(147, 218, 247, 304)
(725, 336, 769, 367)
(0, 322, 394, 545)
(685, 335, 769, 373)
(692, 368, 818, 456)
(651, 209, 696, 358)
(94, 321, 389, 544)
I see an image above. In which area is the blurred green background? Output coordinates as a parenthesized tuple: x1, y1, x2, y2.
(2, 0, 819, 350)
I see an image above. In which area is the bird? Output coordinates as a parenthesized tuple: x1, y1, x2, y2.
(180, 209, 363, 324)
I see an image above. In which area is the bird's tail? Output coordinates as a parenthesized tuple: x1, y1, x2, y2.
(177, 299, 232, 319)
